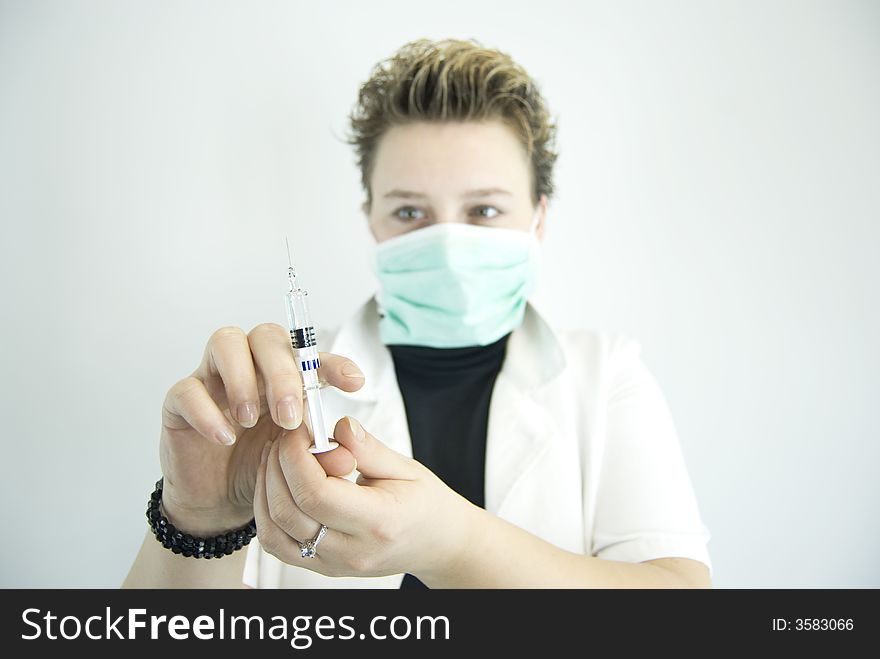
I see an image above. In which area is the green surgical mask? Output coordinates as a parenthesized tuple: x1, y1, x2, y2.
(374, 212, 542, 348)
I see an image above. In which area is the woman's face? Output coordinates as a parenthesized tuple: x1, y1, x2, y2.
(365, 119, 547, 243)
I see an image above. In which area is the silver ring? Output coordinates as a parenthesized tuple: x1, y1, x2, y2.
(298, 524, 328, 558)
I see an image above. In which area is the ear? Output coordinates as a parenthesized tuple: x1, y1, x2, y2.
(536, 193, 548, 243)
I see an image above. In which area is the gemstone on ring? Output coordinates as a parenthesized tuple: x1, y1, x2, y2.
(298, 524, 328, 559)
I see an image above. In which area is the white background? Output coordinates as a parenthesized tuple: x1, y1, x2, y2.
(1, 0, 877, 587)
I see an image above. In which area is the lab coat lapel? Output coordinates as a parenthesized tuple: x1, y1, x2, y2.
(483, 374, 553, 514)
(362, 367, 413, 460)
(484, 301, 566, 516)
(327, 296, 413, 459)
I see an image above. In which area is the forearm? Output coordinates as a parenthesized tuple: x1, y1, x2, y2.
(419, 507, 703, 589)
(122, 502, 252, 589)
(122, 530, 249, 588)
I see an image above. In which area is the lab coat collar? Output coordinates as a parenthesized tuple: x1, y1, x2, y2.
(328, 294, 567, 402)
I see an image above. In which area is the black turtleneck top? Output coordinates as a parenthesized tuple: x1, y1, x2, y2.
(387, 332, 511, 589)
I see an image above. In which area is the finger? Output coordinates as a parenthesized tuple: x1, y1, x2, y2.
(315, 352, 366, 393)
(248, 323, 303, 431)
(277, 425, 383, 534)
(163, 376, 238, 446)
(334, 416, 420, 481)
(265, 437, 323, 543)
(196, 326, 261, 428)
(255, 439, 344, 566)
(313, 442, 357, 478)
(254, 439, 305, 563)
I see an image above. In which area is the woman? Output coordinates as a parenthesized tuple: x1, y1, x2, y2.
(124, 38, 712, 589)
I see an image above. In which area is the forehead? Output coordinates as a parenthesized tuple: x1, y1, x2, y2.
(371, 119, 531, 198)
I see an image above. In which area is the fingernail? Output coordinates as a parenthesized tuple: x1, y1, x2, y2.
(348, 416, 365, 442)
(276, 397, 299, 430)
(342, 362, 365, 379)
(237, 401, 259, 428)
(216, 426, 236, 446)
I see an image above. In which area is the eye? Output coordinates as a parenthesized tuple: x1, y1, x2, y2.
(393, 206, 425, 222)
(473, 205, 502, 219)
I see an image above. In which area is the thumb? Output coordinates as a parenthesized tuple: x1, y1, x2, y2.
(334, 416, 419, 481)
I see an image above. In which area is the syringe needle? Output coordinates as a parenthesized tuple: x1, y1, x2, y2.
(285, 236, 299, 292)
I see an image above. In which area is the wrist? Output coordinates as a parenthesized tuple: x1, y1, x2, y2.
(147, 478, 256, 560)
(160, 491, 253, 537)
(415, 493, 487, 588)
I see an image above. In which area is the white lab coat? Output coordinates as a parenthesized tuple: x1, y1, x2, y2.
(243, 296, 712, 588)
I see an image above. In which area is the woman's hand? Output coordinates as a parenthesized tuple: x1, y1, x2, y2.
(159, 323, 362, 536)
(253, 415, 478, 583)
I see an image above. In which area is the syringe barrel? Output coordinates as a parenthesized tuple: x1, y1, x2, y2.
(284, 288, 331, 450)
(285, 289, 312, 333)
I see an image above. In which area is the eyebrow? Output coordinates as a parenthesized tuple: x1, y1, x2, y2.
(382, 187, 513, 199)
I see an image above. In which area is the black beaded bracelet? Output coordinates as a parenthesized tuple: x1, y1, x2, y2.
(146, 478, 257, 559)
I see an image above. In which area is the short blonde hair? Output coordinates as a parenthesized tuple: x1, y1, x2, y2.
(345, 38, 559, 212)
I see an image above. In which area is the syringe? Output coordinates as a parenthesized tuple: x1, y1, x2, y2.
(284, 237, 338, 454)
